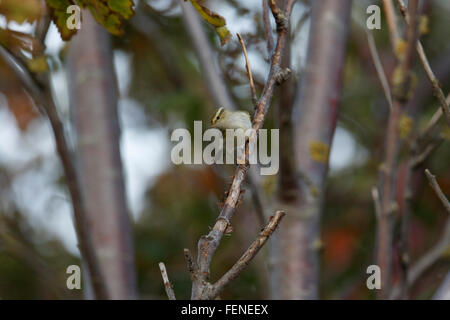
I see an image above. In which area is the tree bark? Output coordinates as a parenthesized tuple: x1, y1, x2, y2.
(67, 10, 137, 299)
(269, 22, 296, 299)
(274, 0, 352, 299)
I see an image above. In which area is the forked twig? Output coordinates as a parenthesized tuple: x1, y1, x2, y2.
(186, 0, 296, 300)
(204, 210, 286, 299)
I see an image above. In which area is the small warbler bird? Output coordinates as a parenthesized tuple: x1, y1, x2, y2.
(211, 107, 252, 131)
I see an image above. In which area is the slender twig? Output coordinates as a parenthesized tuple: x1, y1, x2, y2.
(415, 42, 450, 127)
(158, 262, 176, 300)
(0, 46, 42, 99)
(188, 0, 296, 300)
(367, 31, 393, 111)
(237, 33, 257, 108)
(205, 211, 286, 299)
(396, 0, 450, 127)
(406, 96, 450, 174)
(410, 138, 443, 169)
(35, 2, 50, 47)
(425, 169, 450, 214)
(421, 108, 443, 140)
(382, 0, 400, 50)
(419, 94, 450, 142)
(262, 0, 274, 55)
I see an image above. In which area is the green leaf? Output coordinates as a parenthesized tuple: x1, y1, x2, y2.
(45, 0, 135, 40)
(107, 0, 134, 19)
(186, 0, 231, 46)
(82, 0, 135, 36)
(45, 0, 78, 41)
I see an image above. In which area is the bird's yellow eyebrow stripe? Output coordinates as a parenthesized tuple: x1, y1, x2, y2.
(212, 107, 225, 124)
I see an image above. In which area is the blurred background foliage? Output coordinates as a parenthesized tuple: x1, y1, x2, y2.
(0, 0, 449, 299)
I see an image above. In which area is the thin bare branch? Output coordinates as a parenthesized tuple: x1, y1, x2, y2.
(0, 45, 42, 99)
(410, 219, 450, 284)
(410, 138, 443, 169)
(35, 2, 50, 47)
(206, 210, 286, 299)
(262, 0, 274, 55)
(396, 0, 450, 127)
(0, 43, 108, 299)
(158, 262, 176, 300)
(419, 94, 450, 141)
(425, 169, 450, 214)
(237, 33, 257, 108)
(382, 0, 400, 50)
(367, 31, 393, 111)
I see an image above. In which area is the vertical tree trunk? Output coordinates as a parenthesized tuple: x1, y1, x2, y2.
(270, 26, 297, 299)
(273, 0, 352, 299)
(67, 10, 136, 299)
